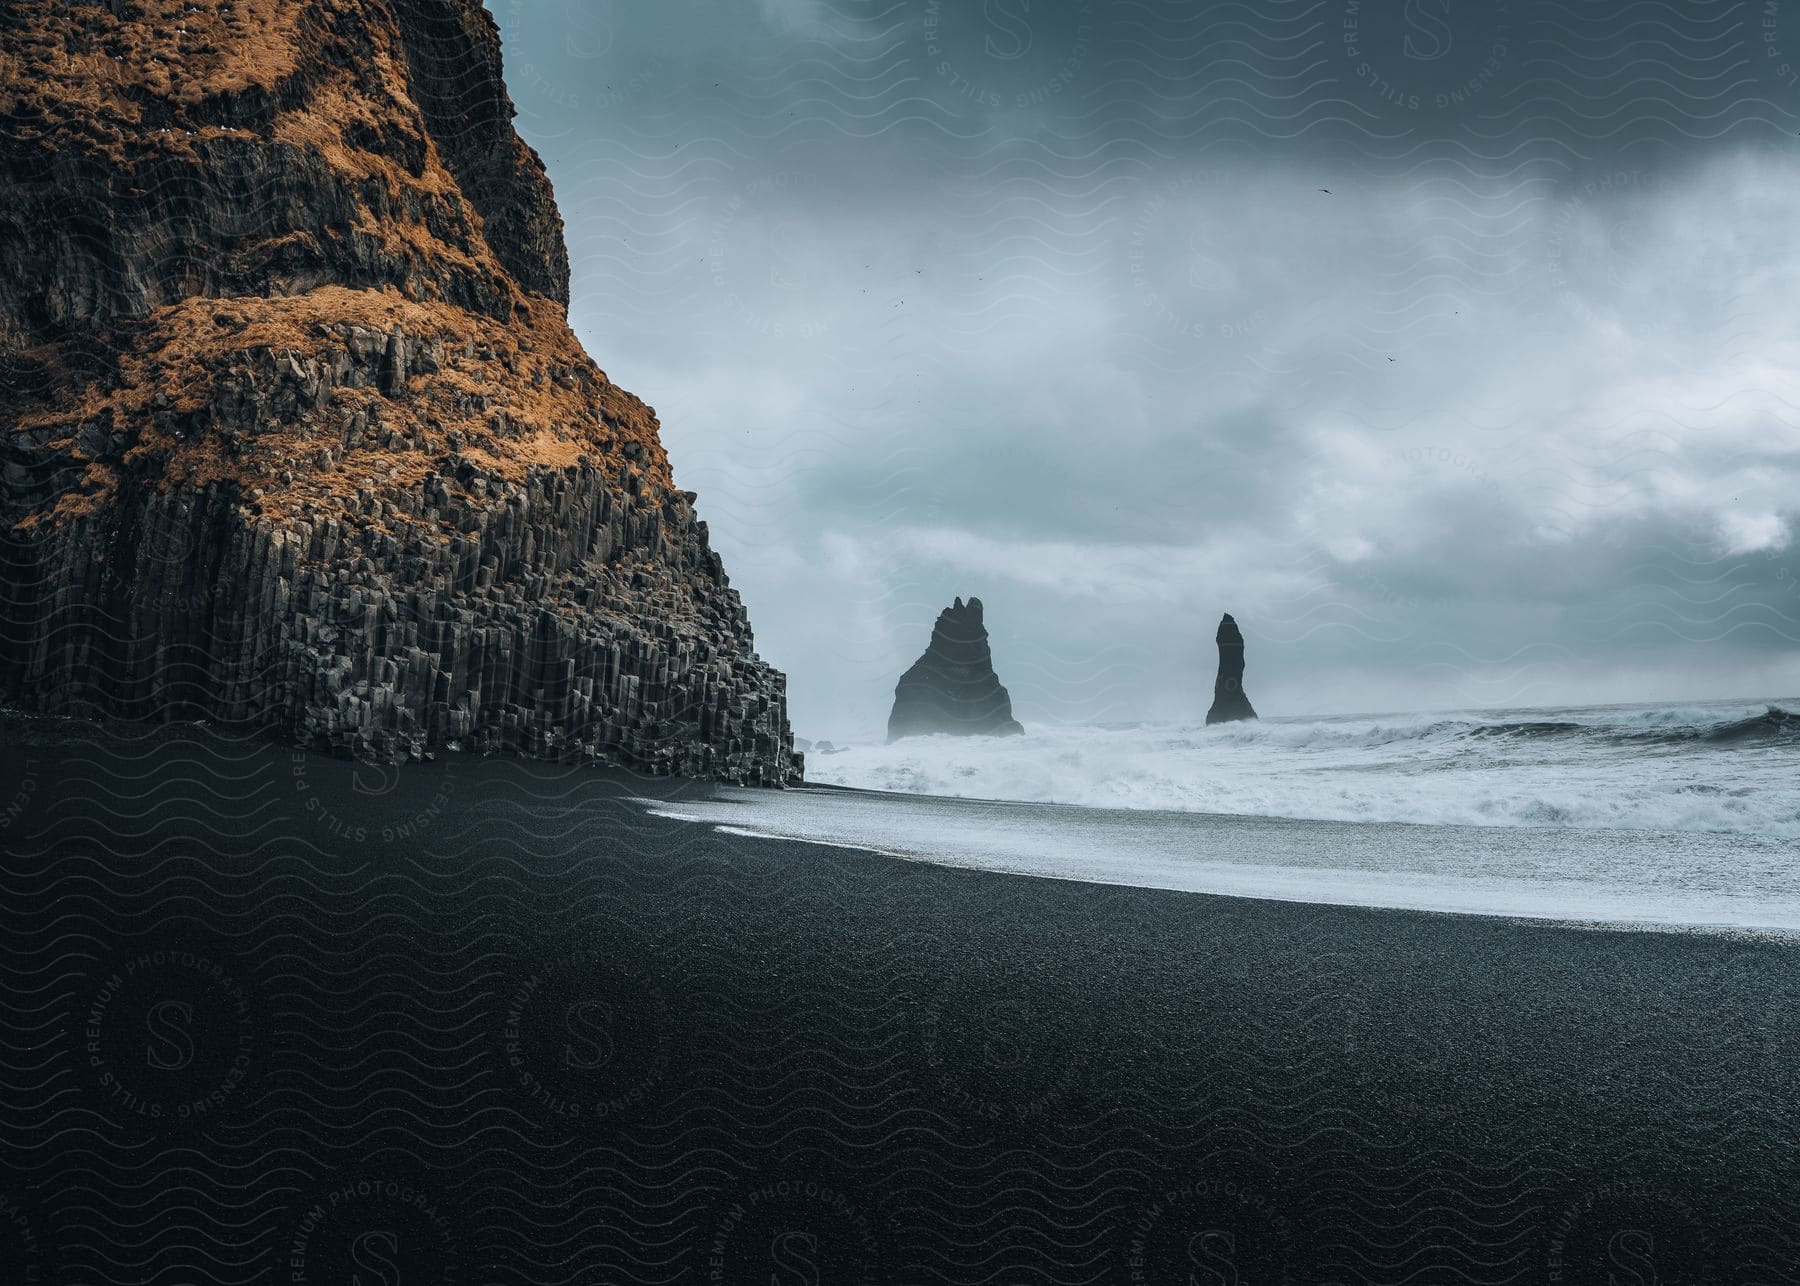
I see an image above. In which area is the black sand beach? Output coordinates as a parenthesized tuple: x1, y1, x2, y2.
(1, 716, 1795, 1283)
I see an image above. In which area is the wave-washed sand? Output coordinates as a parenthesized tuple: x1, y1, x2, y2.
(0, 713, 1794, 1282)
(642, 781, 1800, 931)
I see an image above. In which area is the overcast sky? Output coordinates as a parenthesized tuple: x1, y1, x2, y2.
(486, 0, 1800, 738)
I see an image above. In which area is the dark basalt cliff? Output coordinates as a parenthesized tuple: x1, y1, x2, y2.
(888, 597, 1024, 741)
(0, 0, 799, 782)
(1205, 612, 1257, 725)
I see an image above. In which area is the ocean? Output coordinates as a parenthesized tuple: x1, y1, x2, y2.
(640, 699, 1800, 931)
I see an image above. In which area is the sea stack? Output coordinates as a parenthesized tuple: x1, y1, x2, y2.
(0, 0, 798, 784)
(887, 597, 1024, 741)
(1205, 613, 1258, 725)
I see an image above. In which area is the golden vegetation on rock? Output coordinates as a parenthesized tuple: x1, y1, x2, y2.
(3, 0, 666, 504)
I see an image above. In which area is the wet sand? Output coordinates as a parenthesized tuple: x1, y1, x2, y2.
(0, 714, 1795, 1282)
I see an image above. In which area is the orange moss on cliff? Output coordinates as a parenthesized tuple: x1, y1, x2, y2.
(15, 282, 672, 525)
(1, 0, 670, 538)
(0, 1, 305, 134)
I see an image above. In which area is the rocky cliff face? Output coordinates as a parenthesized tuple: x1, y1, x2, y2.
(887, 597, 1024, 741)
(0, 0, 799, 782)
(1205, 612, 1257, 725)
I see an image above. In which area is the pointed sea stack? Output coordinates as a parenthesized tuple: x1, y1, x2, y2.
(887, 597, 1024, 741)
(1205, 613, 1258, 725)
(0, 0, 798, 783)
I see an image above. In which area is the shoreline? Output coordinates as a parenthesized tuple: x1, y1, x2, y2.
(9, 707, 1797, 935)
(643, 778, 1800, 935)
(692, 813, 1800, 942)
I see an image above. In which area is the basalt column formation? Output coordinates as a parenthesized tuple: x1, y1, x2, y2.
(0, 0, 798, 782)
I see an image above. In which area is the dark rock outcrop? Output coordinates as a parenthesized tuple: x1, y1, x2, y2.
(0, 0, 798, 783)
(887, 597, 1024, 741)
(1205, 612, 1258, 725)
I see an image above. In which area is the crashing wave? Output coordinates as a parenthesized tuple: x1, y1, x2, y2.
(1701, 706, 1795, 744)
(801, 700, 1800, 840)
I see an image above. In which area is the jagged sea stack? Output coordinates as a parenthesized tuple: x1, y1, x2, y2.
(887, 598, 1024, 741)
(1205, 613, 1258, 725)
(0, 0, 798, 783)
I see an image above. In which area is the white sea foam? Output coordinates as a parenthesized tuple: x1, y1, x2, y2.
(630, 779, 1800, 931)
(802, 700, 1800, 839)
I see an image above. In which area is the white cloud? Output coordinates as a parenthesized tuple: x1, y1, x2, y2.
(1720, 512, 1791, 555)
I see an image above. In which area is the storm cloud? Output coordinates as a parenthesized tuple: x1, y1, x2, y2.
(487, 0, 1800, 737)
